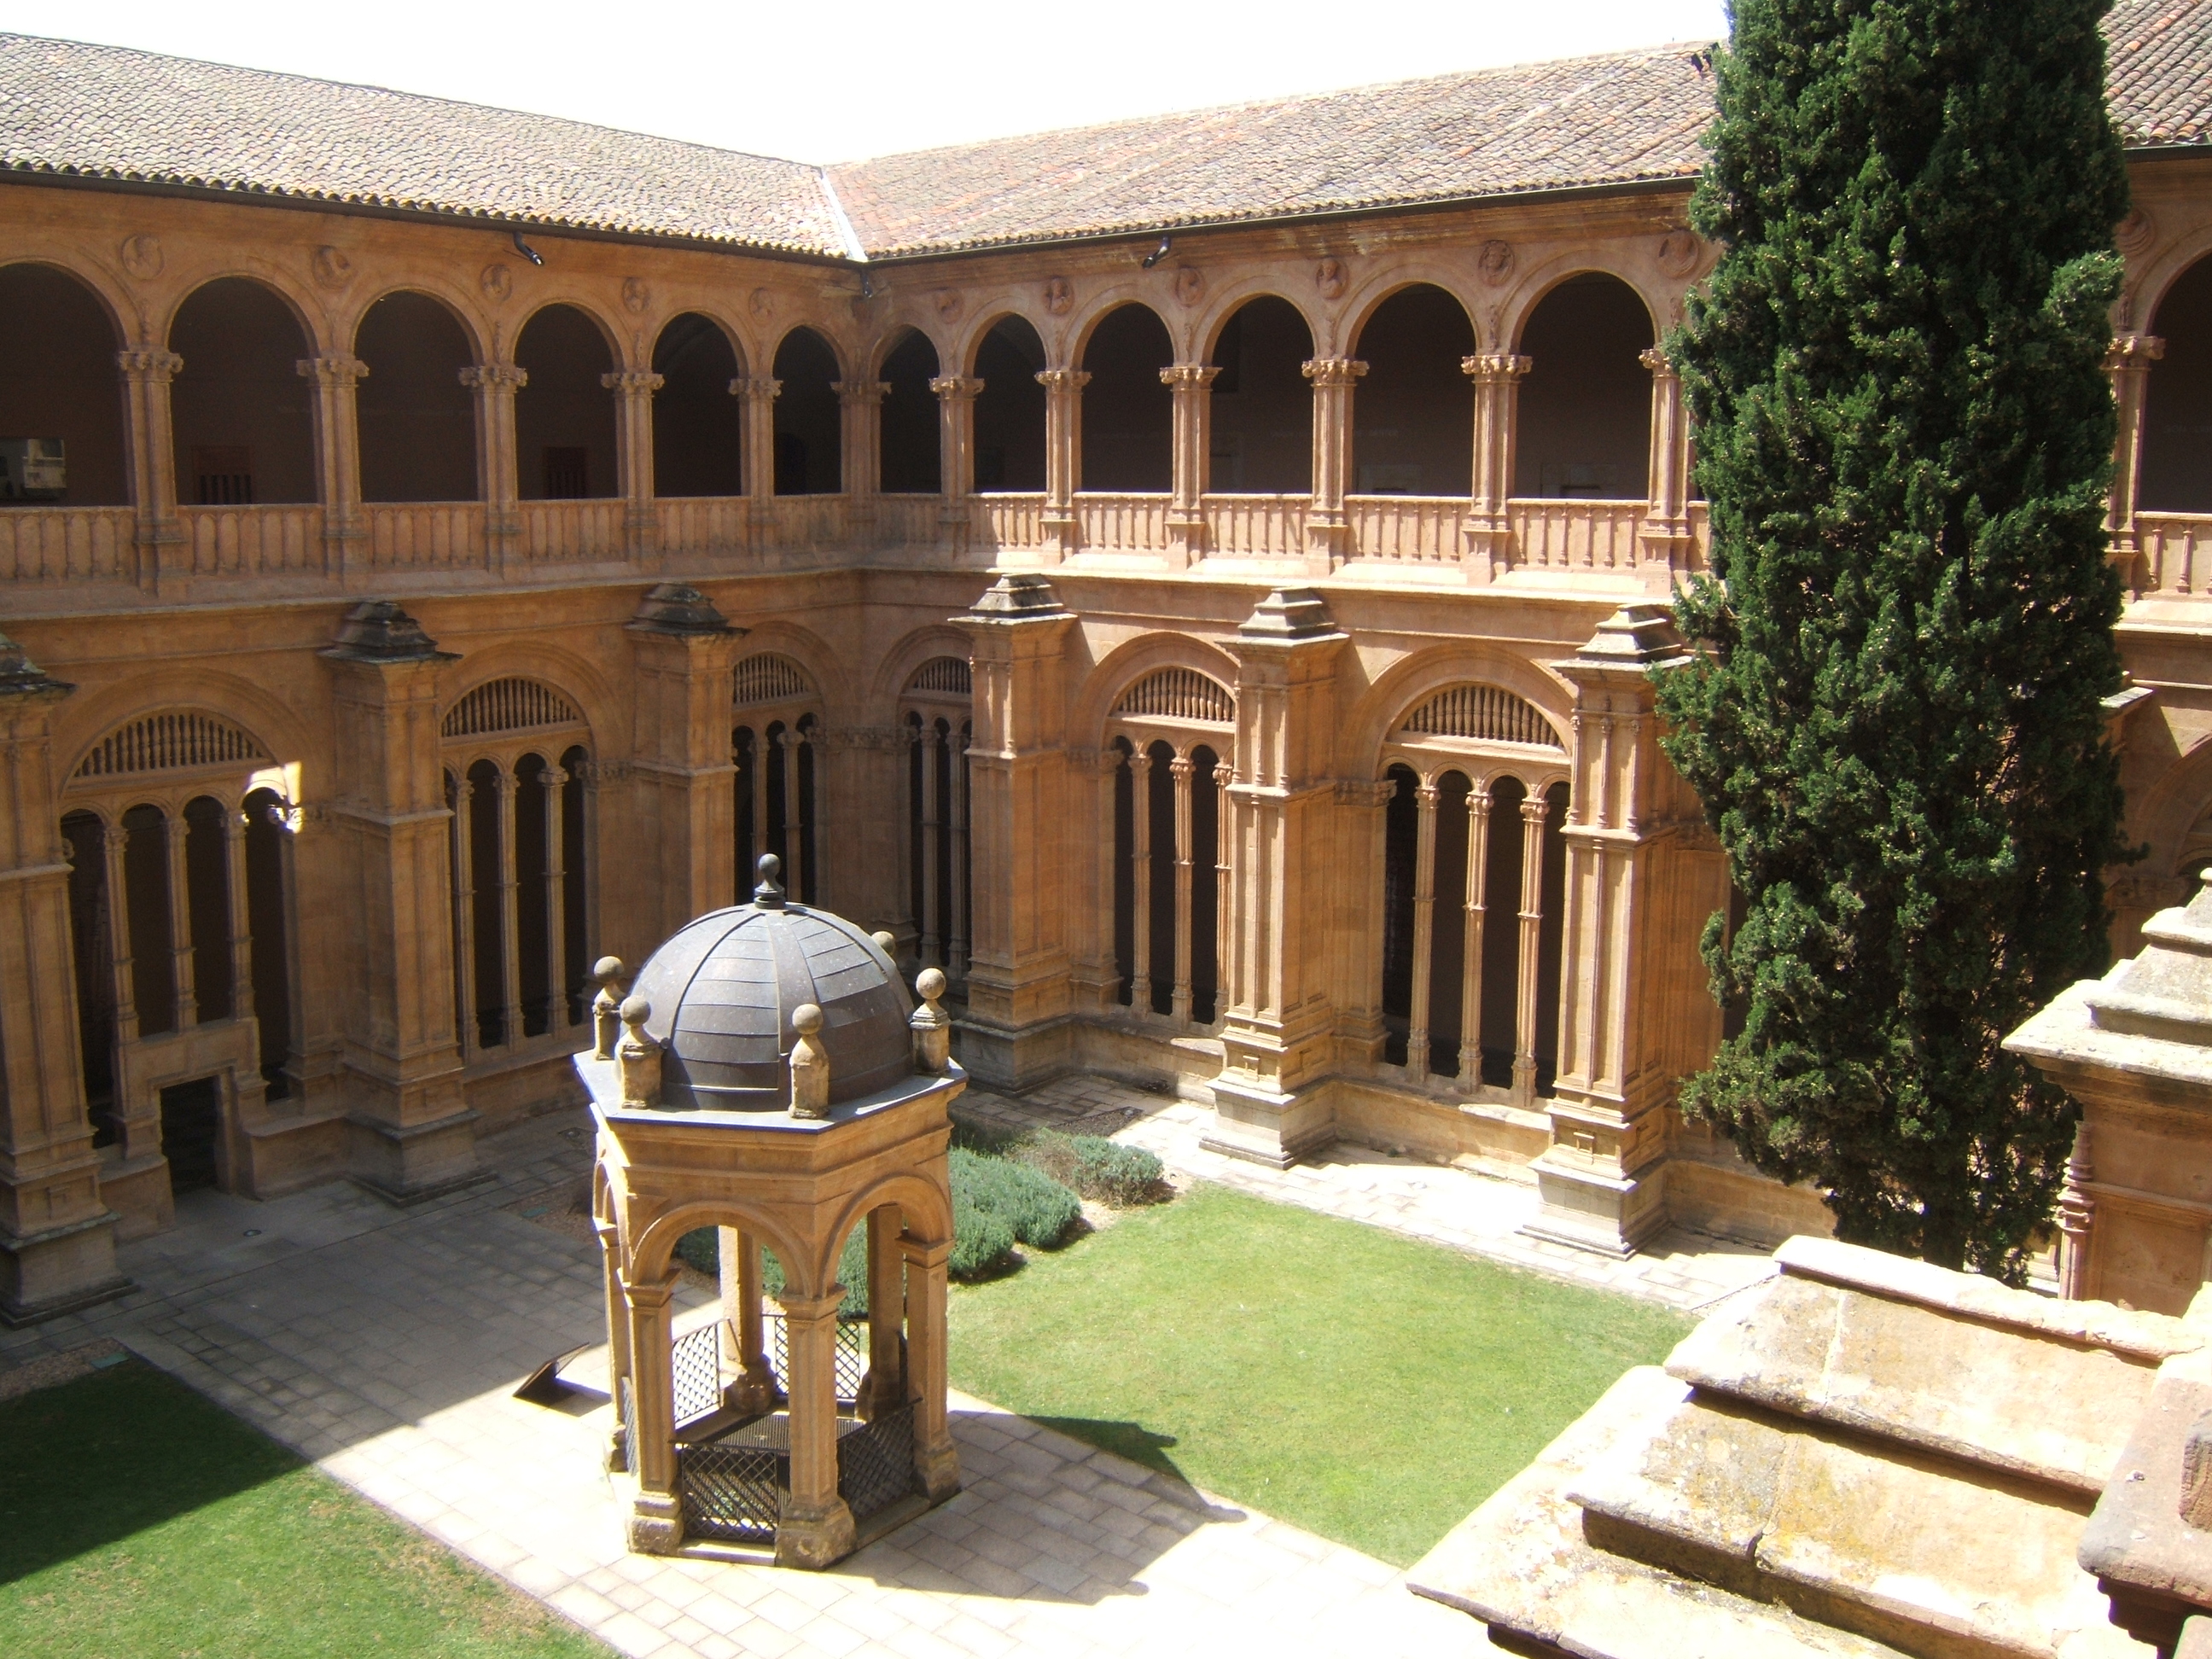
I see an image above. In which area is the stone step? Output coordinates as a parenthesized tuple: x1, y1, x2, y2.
(1566, 1382, 2149, 1659)
(1664, 1237, 2199, 1496)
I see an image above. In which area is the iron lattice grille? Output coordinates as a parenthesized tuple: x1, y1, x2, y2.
(732, 654, 815, 708)
(907, 657, 972, 696)
(1113, 667, 1235, 726)
(766, 1313, 866, 1402)
(440, 678, 584, 740)
(672, 1322, 723, 1423)
(677, 1439, 782, 1544)
(75, 711, 269, 779)
(1397, 684, 1563, 749)
(838, 1402, 917, 1522)
(620, 1376, 636, 1469)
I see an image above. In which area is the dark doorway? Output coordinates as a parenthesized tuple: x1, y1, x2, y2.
(1352, 285, 1476, 497)
(2143, 257, 2212, 514)
(1516, 273, 1654, 500)
(1080, 305, 1173, 492)
(169, 278, 317, 505)
(771, 328, 841, 495)
(514, 305, 617, 501)
(355, 291, 477, 502)
(0, 264, 127, 505)
(973, 317, 1046, 491)
(160, 1076, 222, 1193)
(652, 313, 744, 498)
(880, 329, 942, 492)
(1208, 296, 1313, 492)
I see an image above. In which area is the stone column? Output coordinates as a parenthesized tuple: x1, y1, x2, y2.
(1170, 751, 1196, 1022)
(1162, 363, 1220, 567)
(1406, 779, 1440, 1081)
(459, 362, 526, 574)
(297, 354, 370, 580)
(540, 765, 568, 1033)
(1036, 368, 1089, 562)
(318, 602, 478, 1202)
(835, 378, 889, 498)
(163, 810, 198, 1029)
(717, 1225, 777, 1415)
(1301, 358, 1365, 571)
(2106, 335, 2165, 582)
(118, 349, 184, 596)
(1128, 749, 1154, 1012)
(1638, 346, 1695, 575)
(775, 1286, 857, 1569)
(1511, 791, 1551, 1103)
(492, 765, 521, 1045)
(1208, 589, 1348, 1166)
(949, 730, 970, 981)
(955, 575, 1077, 1086)
(917, 721, 941, 963)
(622, 1268, 683, 1553)
(1457, 791, 1493, 1085)
(595, 1203, 631, 1470)
(450, 771, 477, 1060)
(859, 1205, 905, 1418)
(733, 376, 781, 554)
(899, 1232, 959, 1501)
(930, 375, 982, 550)
(602, 370, 665, 560)
(1522, 604, 1724, 1257)
(1462, 353, 1529, 578)
(0, 637, 130, 1324)
(626, 584, 745, 947)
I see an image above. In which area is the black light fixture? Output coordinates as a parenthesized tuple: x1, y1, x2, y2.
(511, 229, 545, 266)
(1141, 234, 1173, 269)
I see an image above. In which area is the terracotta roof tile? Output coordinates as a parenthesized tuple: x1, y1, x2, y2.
(2108, 0, 2212, 145)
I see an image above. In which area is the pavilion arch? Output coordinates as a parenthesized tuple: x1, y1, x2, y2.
(652, 311, 748, 498)
(1077, 300, 1174, 493)
(515, 300, 620, 500)
(1342, 645, 1574, 778)
(0, 261, 131, 507)
(628, 1199, 811, 1291)
(1203, 292, 1316, 494)
(1348, 282, 1478, 498)
(876, 325, 943, 493)
(1507, 268, 1659, 501)
(965, 312, 1048, 492)
(166, 275, 319, 506)
(352, 287, 480, 504)
(822, 1172, 955, 1276)
(2140, 252, 2212, 514)
(771, 324, 844, 495)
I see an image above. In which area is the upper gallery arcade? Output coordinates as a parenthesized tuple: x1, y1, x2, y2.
(1, 5, 2210, 1323)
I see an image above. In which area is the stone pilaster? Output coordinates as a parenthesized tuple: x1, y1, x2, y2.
(1638, 346, 1695, 575)
(298, 355, 370, 581)
(954, 575, 1076, 1086)
(1161, 363, 1220, 567)
(930, 375, 983, 551)
(1301, 358, 1365, 571)
(602, 370, 665, 559)
(625, 583, 744, 944)
(0, 635, 130, 1324)
(1522, 604, 1724, 1256)
(731, 376, 780, 552)
(459, 362, 526, 573)
(834, 379, 888, 542)
(1462, 353, 1529, 577)
(2106, 335, 2165, 582)
(1036, 368, 1089, 562)
(118, 349, 184, 596)
(1207, 589, 1348, 1167)
(318, 602, 480, 1204)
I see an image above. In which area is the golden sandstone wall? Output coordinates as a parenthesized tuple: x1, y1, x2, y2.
(4, 150, 2211, 1320)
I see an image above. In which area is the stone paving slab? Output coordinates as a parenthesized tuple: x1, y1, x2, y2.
(0, 1110, 1490, 1657)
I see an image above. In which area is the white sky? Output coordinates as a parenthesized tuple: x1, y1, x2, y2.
(3, 0, 1730, 165)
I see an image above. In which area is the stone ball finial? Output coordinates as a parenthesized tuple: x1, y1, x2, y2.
(596, 955, 626, 984)
(791, 1001, 824, 1036)
(911, 969, 951, 1074)
(871, 930, 897, 958)
(789, 1001, 830, 1118)
(621, 993, 651, 1028)
(591, 957, 630, 1060)
(917, 967, 946, 1000)
(754, 853, 786, 910)
(616, 995, 660, 1107)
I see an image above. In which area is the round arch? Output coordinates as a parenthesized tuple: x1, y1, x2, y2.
(0, 260, 130, 506)
(871, 624, 975, 709)
(342, 278, 491, 364)
(55, 669, 315, 795)
(353, 288, 480, 503)
(166, 275, 319, 506)
(1509, 268, 1657, 502)
(878, 326, 943, 493)
(770, 324, 844, 495)
(653, 311, 747, 498)
(1342, 644, 1575, 777)
(1076, 301, 1173, 493)
(1069, 632, 1243, 742)
(439, 641, 620, 752)
(1202, 291, 1317, 494)
(719, 617, 853, 723)
(966, 313, 1048, 492)
(1348, 282, 1477, 498)
(515, 301, 619, 501)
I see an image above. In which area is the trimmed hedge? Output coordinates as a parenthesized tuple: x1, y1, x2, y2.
(1020, 1131, 1166, 1207)
(951, 1146, 1081, 1250)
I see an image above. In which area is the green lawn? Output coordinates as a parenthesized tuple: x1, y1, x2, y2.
(0, 1361, 608, 1659)
(947, 1183, 1691, 1566)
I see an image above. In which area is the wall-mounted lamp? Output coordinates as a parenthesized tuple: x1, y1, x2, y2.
(1141, 235, 1173, 269)
(511, 230, 545, 266)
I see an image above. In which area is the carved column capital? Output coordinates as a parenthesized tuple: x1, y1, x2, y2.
(297, 355, 370, 387)
(730, 375, 782, 403)
(459, 361, 527, 391)
(2106, 334, 2167, 370)
(1161, 363, 1222, 391)
(1463, 352, 1532, 382)
(1301, 356, 1368, 388)
(600, 370, 666, 395)
(1034, 367, 1091, 392)
(117, 348, 183, 383)
(1638, 345, 1675, 377)
(832, 379, 891, 406)
(929, 375, 985, 402)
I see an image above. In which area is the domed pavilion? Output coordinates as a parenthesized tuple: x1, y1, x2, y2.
(578, 855, 963, 1569)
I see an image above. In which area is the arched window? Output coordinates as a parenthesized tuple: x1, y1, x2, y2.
(880, 329, 942, 493)
(1376, 684, 1569, 1098)
(902, 657, 972, 979)
(441, 681, 592, 1058)
(733, 654, 824, 904)
(1515, 273, 1656, 500)
(354, 291, 477, 503)
(1104, 667, 1233, 1025)
(515, 305, 617, 499)
(2141, 257, 2212, 514)
(1352, 285, 1476, 497)
(0, 263, 127, 505)
(1080, 305, 1173, 492)
(1208, 296, 1313, 493)
(169, 278, 317, 505)
(652, 313, 745, 498)
(771, 329, 841, 496)
(972, 317, 1047, 492)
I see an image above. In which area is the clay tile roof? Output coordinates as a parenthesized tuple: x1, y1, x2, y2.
(0, 33, 859, 257)
(2107, 0, 2212, 146)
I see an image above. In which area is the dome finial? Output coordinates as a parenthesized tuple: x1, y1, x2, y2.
(753, 853, 786, 910)
(789, 1002, 829, 1118)
(911, 968, 951, 1074)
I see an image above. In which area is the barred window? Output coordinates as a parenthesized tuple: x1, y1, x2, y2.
(1112, 667, 1234, 725)
(442, 678, 585, 740)
(74, 711, 269, 779)
(1396, 684, 1561, 749)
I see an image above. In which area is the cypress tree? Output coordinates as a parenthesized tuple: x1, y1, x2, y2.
(1656, 0, 2134, 1278)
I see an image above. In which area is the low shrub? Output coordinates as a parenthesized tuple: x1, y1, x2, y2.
(1019, 1131, 1167, 1207)
(951, 1146, 1082, 1249)
(948, 1190, 1018, 1279)
(672, 1226, 870, 1314)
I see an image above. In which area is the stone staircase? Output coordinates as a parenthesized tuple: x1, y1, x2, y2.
(1408, 1236, 2207, 1658)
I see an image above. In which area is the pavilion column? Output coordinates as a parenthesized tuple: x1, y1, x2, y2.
(597, 1208, 633, 1470)
(540, 766, 568, 1033)
(717, 1225, 777, 1416)
(931, 375, 982, 550)
(1462, 353, 1529, 579)
(899, 1232, 959, 1501)
(774, 1287, 857, 1570)
(319, 602, 476, 1203)
(118, 349, 184, 596)
(1301, 358, 1365, 572)
(1128, 749, 1154, 1012)
(297, 354, 370, 582)
(1510, 791, 1551, 1104)
(1522, 603, 1725, 1258)
(2105, 335, 2165, 583)
(163, 809, 198, 1030)
(1638, 346, 1695, 575)
(1208, 589, 1348, 1166)
(459, 362, 526, 574)
(733, 376, 781, 552)
(1405, 779, 1440, 1081)
(0, 638, 130, 1324)
(622, 1268, 684, 1554)
(626, 585, 745, 949)
(955, 576, 1076, 1086)
(1162, 363, 1219, 567)
(1036, 368, 1089, 562)
(602, 370, 665, 560)
(1456, 791, 1492, 1084)
(1170, 752, 1196, 1022)
(859, 1206, 905, 1418)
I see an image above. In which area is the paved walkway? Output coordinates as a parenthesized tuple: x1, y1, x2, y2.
(1, 1111, 1487, 1659)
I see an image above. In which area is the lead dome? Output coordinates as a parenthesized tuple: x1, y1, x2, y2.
(627, 857, 913, 1110)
